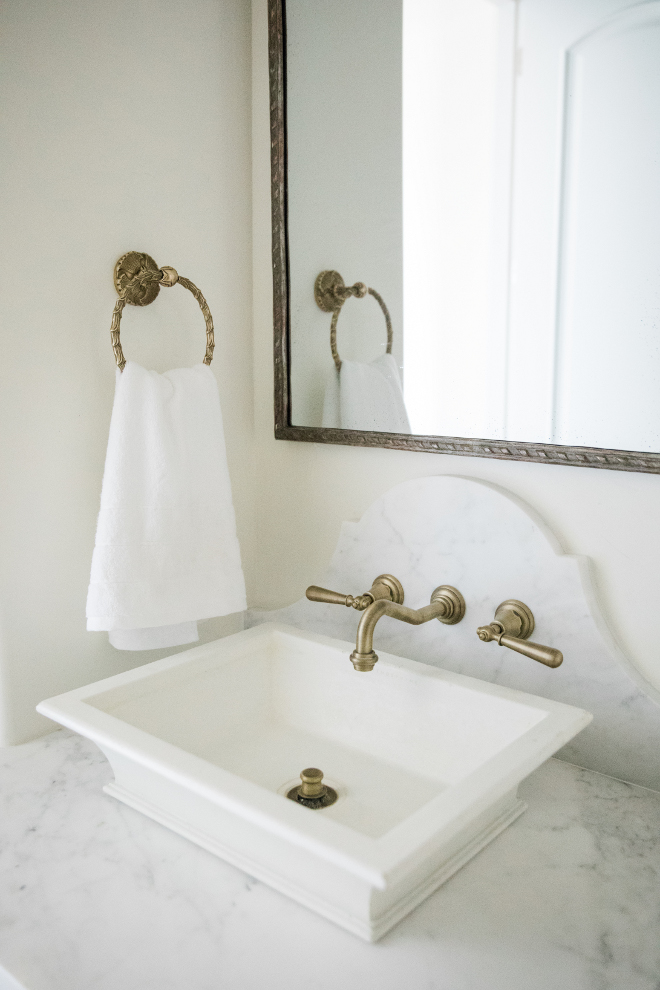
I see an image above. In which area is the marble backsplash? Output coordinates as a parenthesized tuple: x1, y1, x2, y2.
(248, 476, 660, 792)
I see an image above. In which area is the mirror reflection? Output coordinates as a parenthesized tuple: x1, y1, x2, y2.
(285, 0, 660, 453)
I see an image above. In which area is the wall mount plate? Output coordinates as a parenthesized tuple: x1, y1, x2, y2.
(431, 585, 466, 625)
(114, 251, 161, 306)
(494, 600, 535, 640)
(314, 270, 346, 312)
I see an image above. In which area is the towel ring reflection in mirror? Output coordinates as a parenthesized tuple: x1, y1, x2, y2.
(314, 270, 393, 372)
(110, 251, 215, 372)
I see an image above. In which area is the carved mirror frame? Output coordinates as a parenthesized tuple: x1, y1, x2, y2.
(268, 0, 660, 474)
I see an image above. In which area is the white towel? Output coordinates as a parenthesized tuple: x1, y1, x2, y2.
(321, 353, 411, 433)
(86, 362, 246, 650)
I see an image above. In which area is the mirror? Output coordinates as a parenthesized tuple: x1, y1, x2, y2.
(269, 0, 660, 473)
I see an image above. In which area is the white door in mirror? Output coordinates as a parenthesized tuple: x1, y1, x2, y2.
(508, 0, 660, 450)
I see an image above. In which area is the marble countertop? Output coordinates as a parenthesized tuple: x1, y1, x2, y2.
(1, 729, 658, 990)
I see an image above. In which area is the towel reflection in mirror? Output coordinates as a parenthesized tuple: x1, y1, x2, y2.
(314, 271, 411, 434)
(321, 353, 411, 433)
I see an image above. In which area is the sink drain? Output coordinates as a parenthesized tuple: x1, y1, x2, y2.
(286, 768, 338, 810)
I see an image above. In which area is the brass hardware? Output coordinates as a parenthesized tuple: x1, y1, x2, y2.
(306, 573, 404, 611)
(349, 583, 466, 672)
(286, 768, 338, 809)
(110, 251, 215, 372)
(476, 600, 563, 668)
(306, 574, 464, 673)
(372, 574, 405, 604)
(306, 586, 364, 608)
(314, 270, 367, 311)
(481, 599, 536, 640)
(314, 270, 393, 372)
(114, 252, 162, 306)
(158, 266, 179, 288)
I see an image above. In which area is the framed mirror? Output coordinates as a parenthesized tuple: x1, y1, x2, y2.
(269, 0, 660, 473)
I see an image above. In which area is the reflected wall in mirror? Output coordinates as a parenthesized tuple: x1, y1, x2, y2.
(270, 0, 660, 472)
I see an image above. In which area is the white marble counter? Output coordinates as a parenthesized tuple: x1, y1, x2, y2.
(0, 729, 658, 990)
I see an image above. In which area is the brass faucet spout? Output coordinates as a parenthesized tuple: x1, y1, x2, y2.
(350, 585, 465, 671)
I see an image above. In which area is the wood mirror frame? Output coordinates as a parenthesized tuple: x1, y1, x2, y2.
(268, 0, 660, 475)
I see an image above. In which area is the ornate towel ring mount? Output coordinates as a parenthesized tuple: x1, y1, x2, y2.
(110, 251, 215, 372)
(314, 270, 393, 372)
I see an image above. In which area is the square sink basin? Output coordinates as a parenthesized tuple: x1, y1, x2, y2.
(37, 623, 591, 941)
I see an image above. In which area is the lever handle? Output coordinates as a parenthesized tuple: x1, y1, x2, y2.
(476, 599, 563, 668)
(498, 634, 563, 668)
(306, 586, 371, 609)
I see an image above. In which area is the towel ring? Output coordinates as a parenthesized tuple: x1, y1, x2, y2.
(110, 251, 215, 371)
(314, 270, 393, 372)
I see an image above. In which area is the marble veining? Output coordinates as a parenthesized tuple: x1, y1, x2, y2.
(1, 729, 659, 990)
(249, 476, 660, 791)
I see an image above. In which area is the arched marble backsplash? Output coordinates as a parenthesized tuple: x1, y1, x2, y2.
(248, 476, 660, 791)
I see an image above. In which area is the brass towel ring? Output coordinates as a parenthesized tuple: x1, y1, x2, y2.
(110, 251, 215, 371)
(314, 270, 393, 372)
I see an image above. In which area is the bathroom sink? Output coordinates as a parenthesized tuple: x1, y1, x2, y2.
(37, 623, 591, 940)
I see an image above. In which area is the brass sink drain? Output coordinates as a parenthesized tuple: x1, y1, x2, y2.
(286, 768, 338, 810)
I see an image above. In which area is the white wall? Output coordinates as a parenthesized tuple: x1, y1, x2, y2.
(0, 0, 254, 744)
(252, 1, 660, 692)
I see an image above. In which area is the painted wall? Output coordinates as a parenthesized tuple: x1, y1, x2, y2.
(252, 1, 660, 692)
(0, 0, 253, 744)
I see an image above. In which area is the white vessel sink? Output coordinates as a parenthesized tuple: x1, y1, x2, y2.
(37, 623, 591, 941)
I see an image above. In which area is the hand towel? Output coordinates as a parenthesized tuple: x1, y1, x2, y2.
(321, 353, 411, 433)
(86, 361, 246, 649)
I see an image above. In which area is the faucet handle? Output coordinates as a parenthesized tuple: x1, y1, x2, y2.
(306, 573, 405, 611)
(306, 586, 371, 610)
(476, 600, 563, 668)
(497, 634, 563, 668)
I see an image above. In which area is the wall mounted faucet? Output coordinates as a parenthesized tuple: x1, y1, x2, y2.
(476, 600, 563, 668)
(306, 575, 465, 671)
